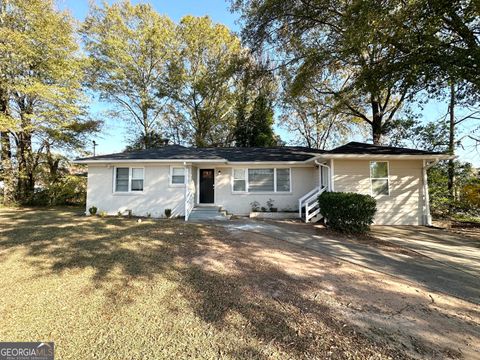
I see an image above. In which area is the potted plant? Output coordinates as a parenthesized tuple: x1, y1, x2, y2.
(267, 198, 277, 212)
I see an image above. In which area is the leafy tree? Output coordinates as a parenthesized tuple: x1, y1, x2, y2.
(376, 0, 480, 96)
(166, 16, 243, 147)
(428, 161, 480, 217)
(125, 131, 168, 151)
(83, 0, 176, 149)
(280, 69, 358, 149)
(232, 0, 421, 145)
(0, 0, 99, 204)
(235, 93, 276, 147)
(234, 56, 277, 147)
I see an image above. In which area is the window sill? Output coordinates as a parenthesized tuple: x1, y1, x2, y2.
(231, 191, 293, 195)
(169, 184, 186, 188)
(113, 192, 145, 196)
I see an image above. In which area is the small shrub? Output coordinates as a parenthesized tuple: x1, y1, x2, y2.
(146, 212, 151, 218)
(127, 209, 133, 218)
(250, 201, 260, 212)
(266, 198, 274, 210)
(88, 206, 97, 215)
(164, 208, 172, 218)
(117, 211, 123, 217)
(99, 210, 108, 218)
(318, 192, 377, 233)
(260, 206, 267, 212)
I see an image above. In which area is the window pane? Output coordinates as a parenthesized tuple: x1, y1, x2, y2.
(233, 168, 245, 180)
(172, 167, 185, 176)
(131, 179, 143, 191)
(372, 179, 389, 196)
(248, 169, 274, 192)
(132, 168, 143, 179)
(116, 168, 129, 192)
(172, 175, 185, 184)
(233, 179, 246, 192)
(370, 162, 388, 178)
(171, 167, 185, 184)
(276, 168, 290, 192)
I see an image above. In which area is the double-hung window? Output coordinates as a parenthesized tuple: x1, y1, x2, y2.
(170, 167, 185, 185)
(115, 167, 144, 192)
(233, 168, 247, 192)
(232, 168, 291, 193)
(370, 161, 389, 196)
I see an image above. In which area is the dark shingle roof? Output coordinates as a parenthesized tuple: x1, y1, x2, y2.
(328, 142, 445, 155)
(76, 145, 326, 162)
(75, 142, 447, 163)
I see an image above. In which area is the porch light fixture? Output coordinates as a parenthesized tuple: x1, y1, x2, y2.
(217, 170, 222, 175)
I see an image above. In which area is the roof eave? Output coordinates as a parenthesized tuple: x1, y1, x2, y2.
(73, 159, 228, 164)
(315, 154, 456, 160)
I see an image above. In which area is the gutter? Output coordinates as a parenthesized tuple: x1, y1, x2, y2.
(422, 158, 441, 226)
(316, 154, 455, 160)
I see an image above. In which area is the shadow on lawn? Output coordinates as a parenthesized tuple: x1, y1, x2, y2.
(0, 208, 476, 359)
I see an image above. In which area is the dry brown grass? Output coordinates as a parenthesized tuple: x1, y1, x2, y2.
(0, 207, 404, 359)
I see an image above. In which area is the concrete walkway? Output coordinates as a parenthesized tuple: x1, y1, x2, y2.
(222, 219, 480, 305)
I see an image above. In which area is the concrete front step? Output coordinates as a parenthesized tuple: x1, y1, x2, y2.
(188, 206, 229, 221)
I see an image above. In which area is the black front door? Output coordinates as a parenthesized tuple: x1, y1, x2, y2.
(199, 169, 215, 203)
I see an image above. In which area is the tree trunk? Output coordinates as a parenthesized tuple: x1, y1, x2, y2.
(371, 99, 383, 145)
(0, 131, 15, 205)
(447, 82, 455, 201)
(16, 110, 35, 204)
(0, 90, 15, 205)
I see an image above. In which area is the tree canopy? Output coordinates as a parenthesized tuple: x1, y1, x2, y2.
(83, 0, 176, 149)
(0, 0, 99, 204)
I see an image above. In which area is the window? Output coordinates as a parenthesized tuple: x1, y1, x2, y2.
(233, 168, 246, 192)
(248, 169, 274, 192)
(232, 168, 291, 193)
(276, 168, 290, 192)
(171, 167, 185, 185)
(115, 167, 144, 192)
(115, 168, 129, 192)
(131, 168, 144, 191)
(370, 161, 389, 196)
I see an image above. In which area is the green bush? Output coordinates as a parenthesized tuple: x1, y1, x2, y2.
(164, 208, 172, 218)
(88, 206, 97, 215)
(318, 192, 377, 233)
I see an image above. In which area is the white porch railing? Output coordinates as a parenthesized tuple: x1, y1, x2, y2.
(184, 165, 195, 221)
(185, 190, 194, 221)
(298, 186, 327, 223)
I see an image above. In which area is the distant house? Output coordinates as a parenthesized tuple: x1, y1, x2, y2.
(74, 142, 453, 225)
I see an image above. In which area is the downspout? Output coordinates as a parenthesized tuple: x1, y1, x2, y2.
(423, 159, 439, 226)
(184, 162, 189, 221)
(314, 159, 331, 191)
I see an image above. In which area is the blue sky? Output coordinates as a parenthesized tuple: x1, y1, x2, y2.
(59, 0, 479, 166)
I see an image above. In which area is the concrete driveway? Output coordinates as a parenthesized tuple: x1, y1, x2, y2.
(222, 219, 480, 305)
(373, 226, 480, 277)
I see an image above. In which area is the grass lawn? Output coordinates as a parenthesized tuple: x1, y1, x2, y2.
(1, 208, 477, 359)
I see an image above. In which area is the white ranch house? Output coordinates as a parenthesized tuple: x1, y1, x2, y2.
(74, 142, 453, 225)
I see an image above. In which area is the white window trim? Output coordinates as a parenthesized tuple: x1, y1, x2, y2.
(113, 166, 145, 194)
(169, 166, 186, 187)
(231, 167, 292, 194)
(232, 168, 248, 193)
(370, 161, 390, 196)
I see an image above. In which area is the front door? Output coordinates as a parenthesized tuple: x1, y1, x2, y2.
(199, 169, 215, 204)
